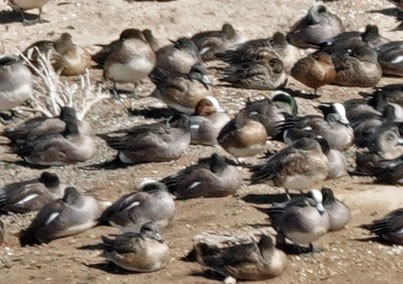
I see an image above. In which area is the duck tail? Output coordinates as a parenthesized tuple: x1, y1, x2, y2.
(19, 228, 40, 246)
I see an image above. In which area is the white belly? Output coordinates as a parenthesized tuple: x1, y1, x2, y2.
(0, 83, 32, 111)
(106, 57, 154, 83)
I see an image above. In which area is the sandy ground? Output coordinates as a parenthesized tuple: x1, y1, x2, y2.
(1, 0, 403, 283)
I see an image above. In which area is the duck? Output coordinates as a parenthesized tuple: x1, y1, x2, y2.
(102, 221, 170, 272)
(191, 23, 245, 62)
(10, 112, 96, 166)
(0, 55, 33, 112)
(369, 85, 403, 112)
(8, 0, 51, 25)
(216, 32, 299, 73)
(98, 180, 175, 232)
(321, 187, 351, 231)
(188, 96, 230, 145)
(19, 187, 105, 245)
(103, 29, 156, 96)
(267, 189, 330, 252)
(317, 137, 348, 179)
(250, 137, 329, 191)
(150, 63, 212, 114)
(376, 41, 403, 77)
(154, 37, 201, 75)
(360, 208, 403, 245)
(318, 24, 389, 55)
(219, 54, 287, 90)
(2, 106, 92, 143)
(278, 103, 353, 151)
(0, 219, 3, 246)
(287, 4, 345, 49)
(239, 91, 298, 138)
(0, 171, 65, 214)
(291, 51, 336, 95)
(160, 153, 243, 199)
(355, 124, 403, 174)
(332, 45, 382, 88)
(217, 110, 268, 159)
(98, 115, 191, 165)
(92, 29, 159, 68)
(368, 155, 403, 184)
(195, 234, 287, 282)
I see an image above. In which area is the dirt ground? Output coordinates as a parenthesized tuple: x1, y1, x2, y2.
(1, 0, 403, 283)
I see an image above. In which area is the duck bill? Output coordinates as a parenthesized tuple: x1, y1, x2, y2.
(340, 117, 350, 125)
(153, 233, 164, 242)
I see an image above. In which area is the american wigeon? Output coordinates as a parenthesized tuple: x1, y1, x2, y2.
(99, 180, 175, 233)
(369, 85, 403, 113)
(369, 155, 403, 184)
(189, 96, 230, 145)
(103, 29, 156, 96)
(287, 4, 345, 48)
(19, 187, 105, 245)
(155, 37, 201, 75)
(321, 187, 351, 231)
(2, 106, 92, 143)
(250, 137, 329, 191)
(376, 41, 403, 77)
(318, 24, 389, 55)
(8, 0, 51, 25)
(218, 110, 268, 158)
(361, 208, 403, 245)
(267, 189, 330, 252)
(150, 63, 212, 114)
(332, 45, 382, 88)
(191, 23, 245, 61)
(10, 113, 96, 166)
(98, 115, 191, 165)
(195, 234, 287, 281)
(278, 103, 353, 151)
(216, 32, 299, 73)
(0, 55, 33, 112)
(291, 51, 336, 94)
(356, 124, 403, 173)
(0, 171, 65, 214)
(160, 153, 243, 199)
(239, 91, 297, 138)
(219, 54, 287, 90)
(102, 222, 170, 272)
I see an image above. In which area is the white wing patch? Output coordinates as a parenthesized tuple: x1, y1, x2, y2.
(189, 181, 201, 190)
(391, 55, 403, 64)
(16, 194, 39, 205)
(45, 212, 60, 225)
(125, 201, 140, 211)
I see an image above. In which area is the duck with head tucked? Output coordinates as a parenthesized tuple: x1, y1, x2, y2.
(2, 106, 92, 143)
(154, 37, 202, 75)
(321, 187, 351, 231)
(19, 187, 107, 246)
(250, 137, 329, 192)
(10, 109, 96, 166)
(0, 171, 65, 214)
(191, 23, 245, 62)
(218, 110, 268, 159)
(219, 53, 287, 90)
(188, 96, 230, 145)
(98, 115, 191, 165)
(0, 55, 33, 113)
(291, 51, 336, 95)
(331, 45, 382, 88)
(361, 208, 403, 245)
(160, 153, 243, 199)
(103, 29, 156, 97)
(287, 4, 345, 49)
(216, 31, 299, 73)
(376, 41, 403, 77)
(150, 63, 212, 114)
(8, 0, 51, 25)
(102, 221, 170, 272)
(267, 189, 330, 253)
(98, 180, 175, 233)
(195, 234, 287, 282)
